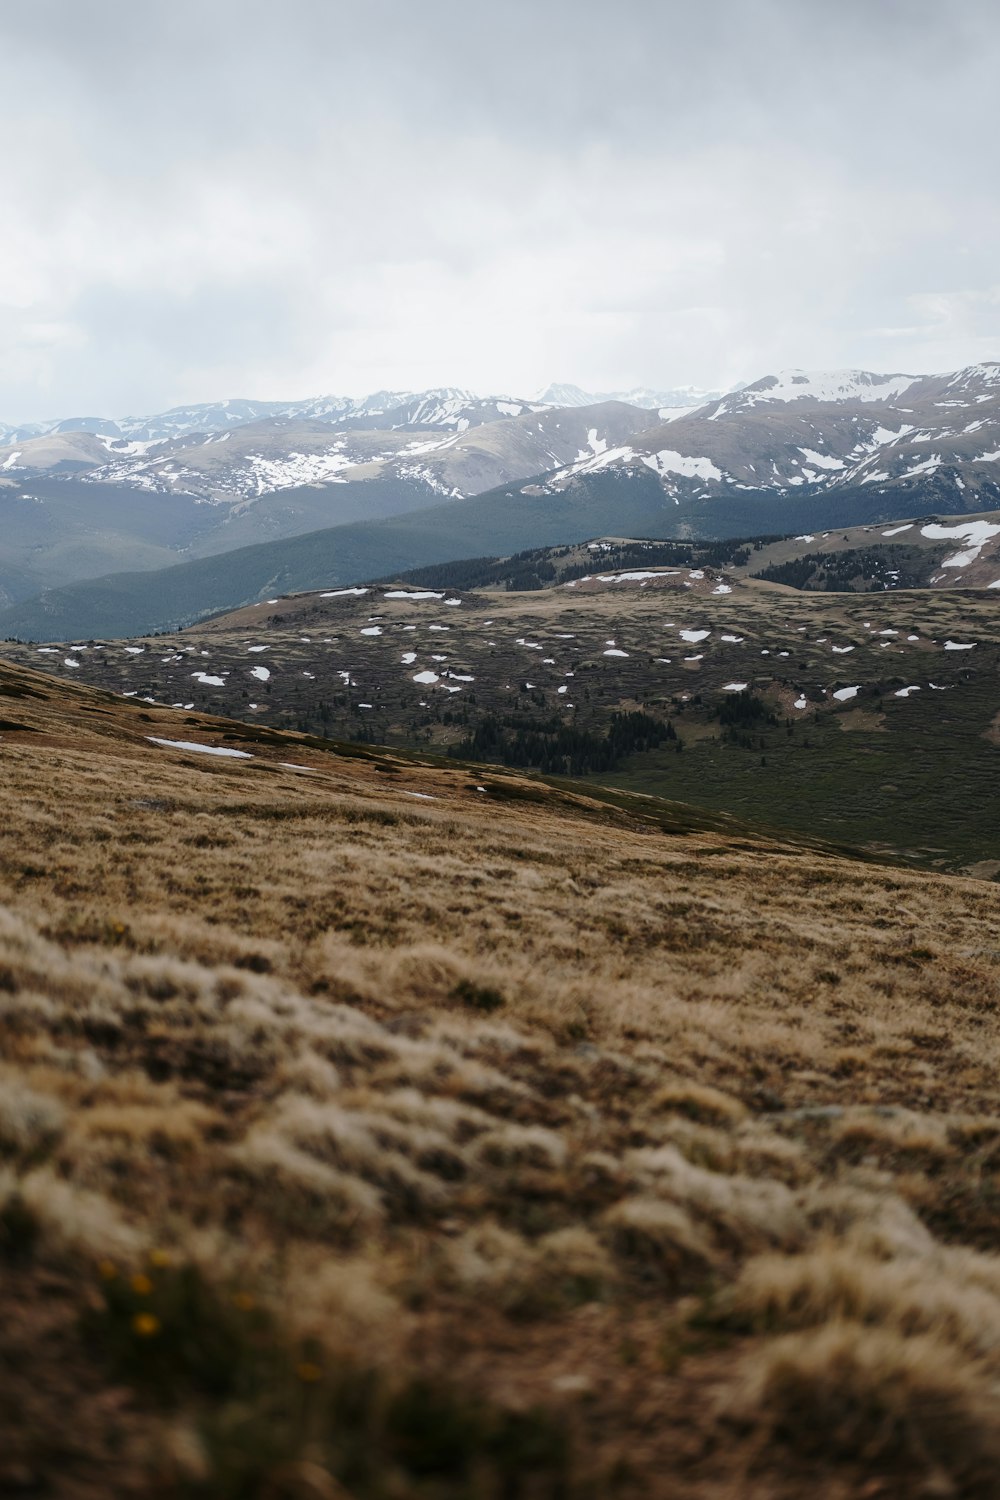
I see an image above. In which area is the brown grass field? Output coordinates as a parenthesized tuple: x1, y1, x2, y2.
(3, 656, 1000, 1498)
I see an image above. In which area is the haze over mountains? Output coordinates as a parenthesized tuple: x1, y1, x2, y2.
(1, 363, 998, 640)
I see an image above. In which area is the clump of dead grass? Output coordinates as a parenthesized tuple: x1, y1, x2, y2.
(723, 1322, 1000, 1496)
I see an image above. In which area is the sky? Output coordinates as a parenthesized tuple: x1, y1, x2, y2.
(0, 0, 998, 419)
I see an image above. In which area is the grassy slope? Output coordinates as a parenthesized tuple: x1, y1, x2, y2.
(4, 660, 1000, 1496)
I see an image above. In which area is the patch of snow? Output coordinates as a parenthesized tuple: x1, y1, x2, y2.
(798, 449, 845, 471)
(250, 666, 271, 681)
(147, 737, 251, 759)
(383, 590, 444, 600)
(921, 519, 1000, 568)
(640, 450, 724, 483)
(595, 570, 672, 583)
(833, 686, 860, 702)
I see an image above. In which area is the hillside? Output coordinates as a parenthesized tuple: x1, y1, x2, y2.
(6, 531, 1000, 874)
(4, 660, 1000, 1497)
(0, 467, 674, 639)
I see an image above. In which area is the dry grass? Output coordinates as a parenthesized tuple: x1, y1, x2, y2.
(3, 658, 1000, 1496)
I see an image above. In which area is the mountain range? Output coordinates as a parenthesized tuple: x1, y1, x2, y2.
(0, 364, 997, 639)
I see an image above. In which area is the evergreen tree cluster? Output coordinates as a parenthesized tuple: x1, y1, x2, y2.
(449, 709, 675, 775)
(717, 691, 778, 748)
(757, 546, 926, 592)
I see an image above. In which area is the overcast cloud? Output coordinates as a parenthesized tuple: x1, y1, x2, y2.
(0, 0, 997, 418)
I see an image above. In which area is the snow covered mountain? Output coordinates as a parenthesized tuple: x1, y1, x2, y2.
(525, 364, 1000, 515)
(69, 401, 658, 506)
(0, 388, 546, 447)
(1, 366, 998, 615)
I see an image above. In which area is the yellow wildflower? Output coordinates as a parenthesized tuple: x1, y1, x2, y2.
(97, 1259, 117, 1281)
(132, 1312, 160, 1337)
(131, 1273, 154, 1296)
(295, 1361, 323, 1384)
(148, 1249, 172, 1268)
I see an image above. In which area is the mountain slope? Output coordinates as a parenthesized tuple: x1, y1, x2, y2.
(4, 658, 1000, 1497)
(533, 363, 1000, 513)
(0, 400, 661, 599)
(0, 466, 675, 639)
(59, 400, 657, 504)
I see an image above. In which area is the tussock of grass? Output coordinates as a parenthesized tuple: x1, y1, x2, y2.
(724, 1323, 1000, 1495)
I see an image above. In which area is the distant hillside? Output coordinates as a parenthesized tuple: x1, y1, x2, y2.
(4, 462, 994, 641)
(0, 467, 673, 639)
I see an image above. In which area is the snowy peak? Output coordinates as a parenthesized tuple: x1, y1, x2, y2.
(714, 369, 922, 416)
(942, 363, 1000, 397)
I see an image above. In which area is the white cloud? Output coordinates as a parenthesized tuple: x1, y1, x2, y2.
(0, 0, 996, 417)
